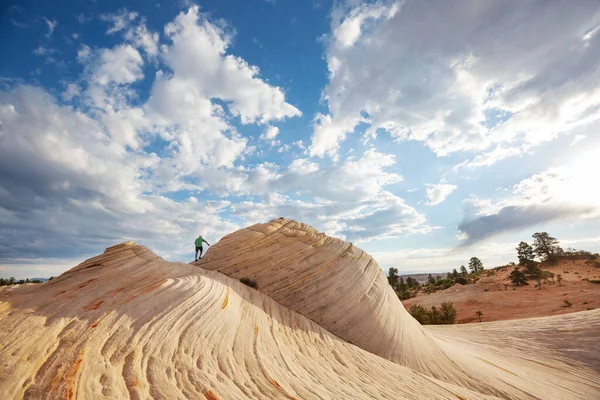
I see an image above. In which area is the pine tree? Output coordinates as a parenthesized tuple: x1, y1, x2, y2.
(460, 265, 468, 275)
(387, 268, 400, 291)
(468, 257, 483, 273)
(439, 302, 457, 324)
(508, 268, 528, 286)
(532, 232, 563, 261)
(516, 241, 535, 265)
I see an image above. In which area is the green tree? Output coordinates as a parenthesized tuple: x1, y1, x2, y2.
(439, 302, 457, 324)
(428, 306, 441, 324)
(408, 304, 429, 324)
(516, 241, 535, 266)
(406, 277, 418, 288)
(532, 232, 563, 261)
(557, 274, 564, 286)
(508, 268, 528, 286)
(398, 277, 407, 293)
(452, 269, 459, 279)
(460, 265, 468, 275)
(387, 268, 400, 291)
(468, 257, 484, 273)
(525, 263, 541, 277)
(427, 274, 436, 285)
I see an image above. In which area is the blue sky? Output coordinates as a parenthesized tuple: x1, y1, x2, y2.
(1, 0, 600, 278)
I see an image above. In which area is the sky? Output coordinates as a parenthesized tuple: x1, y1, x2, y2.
(1, 0, 600, 278)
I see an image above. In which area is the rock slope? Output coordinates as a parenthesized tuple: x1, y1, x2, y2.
(0, 219, 598, 399)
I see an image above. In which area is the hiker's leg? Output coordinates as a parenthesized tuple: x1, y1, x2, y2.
(199, 247, 203, 259)
(195, 248, 199, 261)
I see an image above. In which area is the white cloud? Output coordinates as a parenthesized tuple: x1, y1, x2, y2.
(332, 1, 399, 48)
(454, 146, 523, 170)
(43, 17, 57, 37)
(425, 181, 457, 205)
(458, 144, 600, 244)
(570, 134, 586, 147)
(91, 44, 144, 86)
(0, 5, 437, 277)
(32, 47, 55, 56)
(101, 9, 138, 34)
(100, 10, 159, 57)
(312, 0, 600, 162)
(62, 83, 81, 101)
(260, 125, 279, 141)
(227, 149, 434, 242)
(0, 85, 239, 269)
(124, 21, 159, 56)
(161, 6, 301, 124)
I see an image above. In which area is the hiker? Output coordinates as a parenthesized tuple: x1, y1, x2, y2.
(195, 235, 211, 261)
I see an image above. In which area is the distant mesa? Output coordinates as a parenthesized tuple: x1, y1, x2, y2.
(0, 218, 598, 399)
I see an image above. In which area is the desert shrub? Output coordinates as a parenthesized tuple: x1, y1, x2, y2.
(428, 306, 441, 324)
(438, 302, 457, 324)
(589, 280, 600, 284)
(239, 277, 258, 289)
(563, 300, 572, 308)
(408, 304, 429, 324)
(454, 276, 469, 285)
(583, 301, 588, 304)
(408, 303, 457, 325)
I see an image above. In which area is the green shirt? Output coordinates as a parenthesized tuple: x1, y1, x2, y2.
(195, 237, 205, 247)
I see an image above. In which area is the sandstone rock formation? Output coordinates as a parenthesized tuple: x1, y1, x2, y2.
(1, 218, 599, 399)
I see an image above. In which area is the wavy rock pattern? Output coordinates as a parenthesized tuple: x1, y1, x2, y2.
(0, 219, 599, 399)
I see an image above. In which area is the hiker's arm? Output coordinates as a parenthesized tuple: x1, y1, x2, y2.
(206, 241, 211, 246)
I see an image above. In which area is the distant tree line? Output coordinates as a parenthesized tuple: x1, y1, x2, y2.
(422, 257, 486, 293)
(386, 256, 488, 298)
(0, 277, 47, 286)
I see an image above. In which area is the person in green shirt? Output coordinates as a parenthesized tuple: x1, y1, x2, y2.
(195, 235, 211, 261)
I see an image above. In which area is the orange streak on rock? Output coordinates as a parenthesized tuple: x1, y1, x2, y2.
(203, 389, 220, 400)
(221, 288, 230, 309)
(83, 300, 104, 311)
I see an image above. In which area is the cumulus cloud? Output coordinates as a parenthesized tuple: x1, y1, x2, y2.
(91, 44, 144, 86)
(101, 9, 159, 56)
(425, 181, 457, 205)
(311, 0, 600, 161)
(228, 150, 435, 242)
(457, 146, 600, 244)
(0, 6, 306, 275)
(161, 6, 301, 124)
(0, 86, 238, 263)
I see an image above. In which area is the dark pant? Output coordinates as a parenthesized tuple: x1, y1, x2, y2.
(195, 246, 203, 259)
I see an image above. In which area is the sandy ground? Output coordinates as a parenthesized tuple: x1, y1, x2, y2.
(404, 259, 600, 323)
